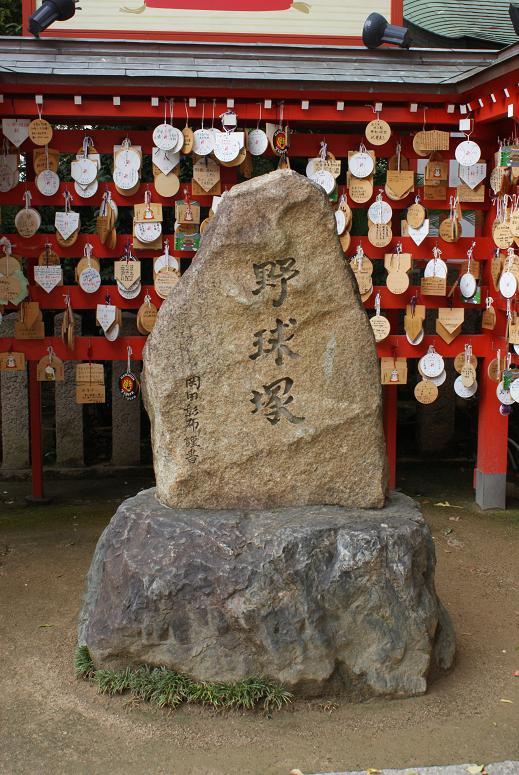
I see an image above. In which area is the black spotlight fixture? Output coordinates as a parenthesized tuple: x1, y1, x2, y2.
(510, 3, 519, 35)
(28, 0, 79, 38)
(362, 12, 411, 49)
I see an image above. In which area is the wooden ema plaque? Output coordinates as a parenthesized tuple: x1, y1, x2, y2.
(76, 362, 106, 404)
(421, 276, 446, 296)
(381, 357, 407, 385)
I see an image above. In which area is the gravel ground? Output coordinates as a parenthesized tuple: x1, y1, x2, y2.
(0, 465, 518, 775)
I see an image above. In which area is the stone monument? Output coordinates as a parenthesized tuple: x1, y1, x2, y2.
(79, 170, 455, 698)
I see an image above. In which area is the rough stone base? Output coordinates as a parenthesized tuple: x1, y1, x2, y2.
(79, 490, 455, 699)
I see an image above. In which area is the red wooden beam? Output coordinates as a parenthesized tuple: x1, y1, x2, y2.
(1, 98, 463, 126)
(5, 128, 501, 159)
(3, 233, 497, 262)
(2, 234, 497, 261)
(0, 181, 493, 212)
(1, 182, 217, 209)
(0, 234, 195, 260)
(5, 82, 439, 103)
(3, 283, 493, 311)
(0, 334, 504, 362)
(0, 336, 147, 361)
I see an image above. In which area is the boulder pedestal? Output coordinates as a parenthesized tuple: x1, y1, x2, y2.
(79, 489, 455, 699)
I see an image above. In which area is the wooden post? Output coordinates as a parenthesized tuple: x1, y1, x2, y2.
(28, 361, 44, 500)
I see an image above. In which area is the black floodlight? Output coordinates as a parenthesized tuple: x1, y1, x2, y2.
(362, 12, 411, 49)
(28, 0, 79, 38)
(510, 3, 519, 35)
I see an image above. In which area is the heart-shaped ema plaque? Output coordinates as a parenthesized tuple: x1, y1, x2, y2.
(71, 159, 97, 186)
(96, 304, 117, 333)
(152, 147, 179, 176)
(408, 219, 430, 246)
(193, 157, 221, 193)
(34, 265, 62, 293)
(55, 211, 80, 241)
(2, 119, 30, 148)
(459, 162, 487, 190)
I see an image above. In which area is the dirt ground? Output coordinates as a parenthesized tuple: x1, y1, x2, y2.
(0, 465, 518, 775)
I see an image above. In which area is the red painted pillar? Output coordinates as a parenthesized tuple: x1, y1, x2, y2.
(475, 355, 508, 509)
(383, 384, 398, 490)
(474, 207, 508, 509)
(382, 309, 400, 490)
(28, 361, 44, 500)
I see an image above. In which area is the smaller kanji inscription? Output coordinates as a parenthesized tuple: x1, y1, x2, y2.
(184, 375, 201, 463)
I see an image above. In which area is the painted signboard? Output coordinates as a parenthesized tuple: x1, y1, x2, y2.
(24, 0, 402, 43)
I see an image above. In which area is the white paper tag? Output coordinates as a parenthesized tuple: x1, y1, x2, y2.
(96, 304, 117, 332)
(0, 165, 16, 193)
(460, 273, 477, 298)
(36, 170, 60, 197)
(368, 200, 392, 225)
(75, 179, 99, 199)
(34, 265, 62, 293)
(213, 132, 241, 163)
(2, 119, 30, 148)
(154, 254, 180, 273)
(114, 146, 141, 171)
(455, 140, 481, 167)
(79, 267, 101, 294)
(335, 210, 346, 235)
(71, 159, 97, 186)
(192, 129, 215, 156)
(77, 152, 101, 171)
(310, 169, 335, 195)
(349, 152, 374, 179)
(499, 270, 517, 298)
(247, 128, 268, 156)
(55, 211, 80, 241)
(459, 162, 487, 190)
(134, 221, 162, 243)
(424, 257, 448, 279)
(211, 195, 223, 213)
(152, 147, 179, 175)
(497, 380, 514, 404)
(408, 219, 430, 246)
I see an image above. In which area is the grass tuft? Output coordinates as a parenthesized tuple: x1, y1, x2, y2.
(74, 644, 95, 679)
(74, 646, 293, 714)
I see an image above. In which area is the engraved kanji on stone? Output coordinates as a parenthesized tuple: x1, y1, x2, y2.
(186, 376, 201, 391)
(249, 318, 299, 367)
(251, 377, 305, 426)
(252, 257, 299, 308)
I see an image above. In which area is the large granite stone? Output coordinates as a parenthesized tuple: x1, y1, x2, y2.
(142, 169, 388, 510)
(79, 489, 455, 698)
